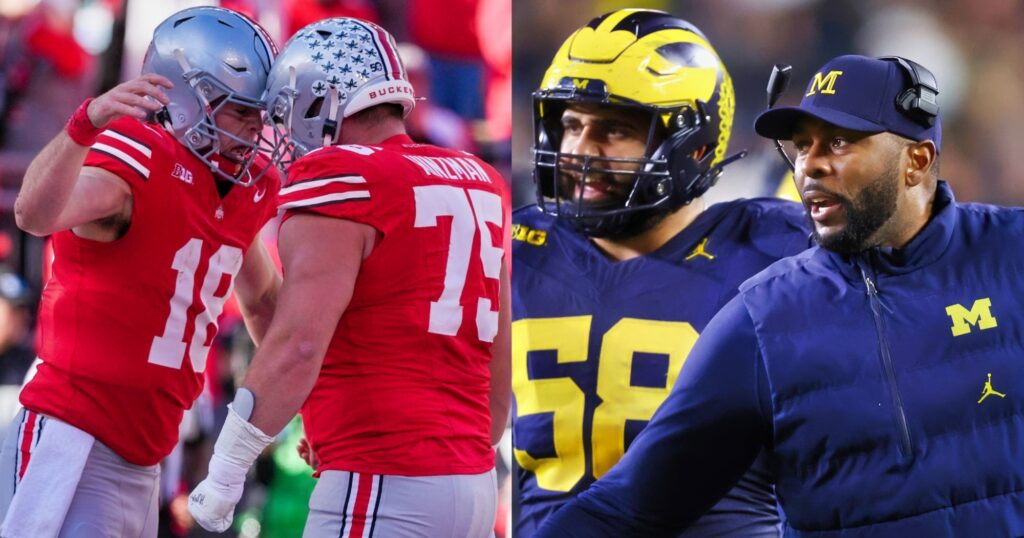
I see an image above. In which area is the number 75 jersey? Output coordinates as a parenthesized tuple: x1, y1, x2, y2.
(278, 135, 509, 477)
(511, 199, 809, 536)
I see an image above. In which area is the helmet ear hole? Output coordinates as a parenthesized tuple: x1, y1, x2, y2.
(305, 97, 324, 119)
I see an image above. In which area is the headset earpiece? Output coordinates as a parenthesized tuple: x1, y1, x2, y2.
(878, 56, 939, 128)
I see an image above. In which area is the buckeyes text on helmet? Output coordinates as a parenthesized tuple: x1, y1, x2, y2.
(532, 9, 739, 238)
(141, 6, 279, 186)
(264, 17, 415, 160)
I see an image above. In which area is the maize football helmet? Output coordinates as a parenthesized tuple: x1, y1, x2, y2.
(533, 9, 742, 237)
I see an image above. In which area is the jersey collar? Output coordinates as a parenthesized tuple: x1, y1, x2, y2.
(380, 134, 415, 145)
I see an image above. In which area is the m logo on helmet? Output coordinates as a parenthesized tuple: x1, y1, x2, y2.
(945, 298, 997, 337)
(555, 78, 606, 98)
(805, 70, 843, 96)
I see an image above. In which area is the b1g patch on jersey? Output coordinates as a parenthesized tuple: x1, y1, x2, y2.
(513, 224, 547, 246)
(171, 163, 194, 185)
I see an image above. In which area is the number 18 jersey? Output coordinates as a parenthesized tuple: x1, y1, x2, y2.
(21, 117, 280, 466)
(278, 135, 508, 477)
(512, 199, 809, 537)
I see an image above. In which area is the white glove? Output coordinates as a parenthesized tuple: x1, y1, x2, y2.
(188, 403, 274, 532)
(187, 472, 244, 533)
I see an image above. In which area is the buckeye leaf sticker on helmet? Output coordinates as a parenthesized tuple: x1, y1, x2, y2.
(264, 18, 416, 162)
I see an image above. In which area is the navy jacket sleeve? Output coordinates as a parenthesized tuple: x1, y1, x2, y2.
(534, 296, 772, 537)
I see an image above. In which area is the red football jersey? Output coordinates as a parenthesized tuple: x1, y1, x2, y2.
(279, 135, 508, 476)
(21, 117, 280, 466)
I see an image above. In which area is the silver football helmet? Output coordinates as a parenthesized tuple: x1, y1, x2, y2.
(142, 7, 279, 186)
(265, 18, 415, 162)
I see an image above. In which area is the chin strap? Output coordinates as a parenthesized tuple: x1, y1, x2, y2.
(284, 66, 299, 161)
(287, 66, 297, 132)
(694, 149, 747, 195)
(171, 47, 222, 159)
(159, 49, 199, 134)
(154, 48, 200, 134)
(322, 84, 341, 148)
(174, 48, 209, 109)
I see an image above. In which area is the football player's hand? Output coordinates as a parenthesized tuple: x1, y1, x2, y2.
(297, 437, 320, 470)
(188, 475, 243, 533)
(188, 402, 274, 533)
(87, 73, 173, 128)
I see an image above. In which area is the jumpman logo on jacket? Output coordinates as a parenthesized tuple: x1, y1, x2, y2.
(977, 372, 1007, 404)
(686, 238, 715, 261)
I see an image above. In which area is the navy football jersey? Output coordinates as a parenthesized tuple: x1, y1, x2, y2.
(512, 198, 810, 537)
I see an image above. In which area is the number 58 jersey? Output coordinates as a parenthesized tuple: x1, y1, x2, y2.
(512, 199, 809, 537)
(278, 135, 508, 477)
(21, 117, 280, 466)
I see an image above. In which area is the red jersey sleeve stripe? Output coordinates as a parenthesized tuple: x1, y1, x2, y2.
(279, 175, 366, 196)
(89, 144, 151, 180)
(98, 129, 152, 158)
(279, 190, 370, 210)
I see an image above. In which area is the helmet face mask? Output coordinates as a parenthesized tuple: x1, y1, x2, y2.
(175, 72, 283, 185)
(143, 6, 280, 187)
(532, 9, 740, 238)
(265, 82, 300, 168)
(535, 99, 717, 238)
(264, 18, 416, 163)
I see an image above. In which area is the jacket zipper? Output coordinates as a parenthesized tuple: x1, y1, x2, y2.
(859, 265, 914, 460)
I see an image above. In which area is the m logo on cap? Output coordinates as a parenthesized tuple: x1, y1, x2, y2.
(805, 70, 844, 96)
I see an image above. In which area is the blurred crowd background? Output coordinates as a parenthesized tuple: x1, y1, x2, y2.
(0, 0, 510, 536)
(512, 0, 1024, 209)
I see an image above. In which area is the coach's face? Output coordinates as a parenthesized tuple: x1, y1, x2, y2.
(791, 116, 907, 255)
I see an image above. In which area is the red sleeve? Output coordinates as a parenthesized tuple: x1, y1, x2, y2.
(278, 149, 379, 228)
(83, 118, 162, 190)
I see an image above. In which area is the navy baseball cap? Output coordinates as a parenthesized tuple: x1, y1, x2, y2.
(754, 54, 941, 151)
